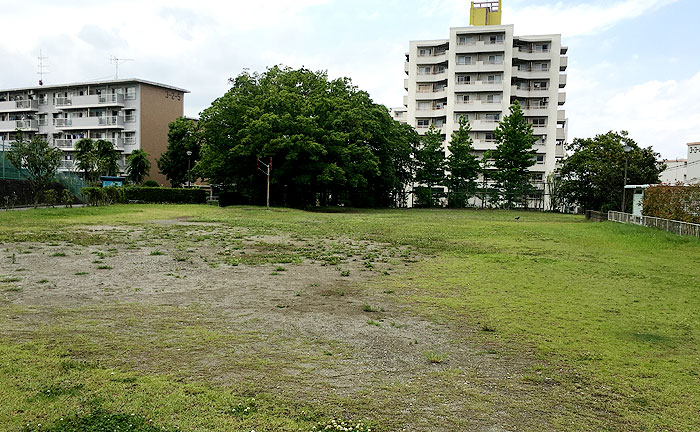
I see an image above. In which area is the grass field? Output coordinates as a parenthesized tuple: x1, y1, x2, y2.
(0, 205, 698, 431)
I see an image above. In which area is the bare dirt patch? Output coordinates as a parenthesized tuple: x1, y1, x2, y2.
(0, 220, 570, 431)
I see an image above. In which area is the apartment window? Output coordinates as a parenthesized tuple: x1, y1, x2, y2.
(486, 74, 502, 83)
(487, 54, 503, 64)
(38, 114, 48, 126)
(533, 81, 548, 91)
(433, 83, 446, 92)
(124, 110, 136, 123)
(486, 94, 502, 103)
(488, 34, 504, 44)
(455, 113, 469, 121)
(535, 44, 550, 53)
(418, 48, 432, 57)
(38, 94, 48, 105)
(435, 65, 446, 74)
(418, 66, 432, 75)
(536, 155, 545, 164)
(417, 102, 431, 111)
(125, 87, 136, 100)
(485, 132, 495, 142)
(434, 118, 445, 127)
(485, 113, 500, 122)
(417, 84, 431, 93)
(457, 35, 474, 45)
(456, 94, 470, 103)
(531, 118, 547, 126)
(456, 75, 471, 84)
(535, 63, 550, 72)
(456, 55, 472, 65)
(417, 119, 430, 128)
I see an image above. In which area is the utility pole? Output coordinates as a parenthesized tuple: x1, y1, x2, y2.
(257, 157, 272, 210)
(622, 145, 632, 212)
(37, 49, 49, 85)
(109, 55, 134, 80)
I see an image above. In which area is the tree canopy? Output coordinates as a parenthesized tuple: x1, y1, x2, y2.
(74, 138, 120, 184)
(158, 117, 200, 188)
(446, 116, 480, 208)
(126, 149, 151, 185)
(6, 134, 63, 207)
(487, 101, 538, 209)
(413, 124, 446, 207)
(560, 131, 665, 212)
(196, 66, 419, 208)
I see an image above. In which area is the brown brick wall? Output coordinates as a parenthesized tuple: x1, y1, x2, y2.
(139, 84, 184, 186)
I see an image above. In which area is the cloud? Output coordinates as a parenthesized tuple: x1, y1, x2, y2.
(568, 69, 700, 158)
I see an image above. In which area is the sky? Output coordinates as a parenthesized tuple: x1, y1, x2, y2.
(1, 0, 698, 159)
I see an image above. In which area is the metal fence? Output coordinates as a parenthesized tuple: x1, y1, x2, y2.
(608, 211, 700, 239)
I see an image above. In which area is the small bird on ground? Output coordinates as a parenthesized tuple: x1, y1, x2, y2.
(514, 217, 521, 221)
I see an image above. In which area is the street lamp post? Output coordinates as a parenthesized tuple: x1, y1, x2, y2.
(186, 150, 192, 187)
(621, 145, 632, 212)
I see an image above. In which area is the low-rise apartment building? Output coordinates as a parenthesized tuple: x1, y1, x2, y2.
(0, 79, 188, 185)
(659, 142, 700, 184)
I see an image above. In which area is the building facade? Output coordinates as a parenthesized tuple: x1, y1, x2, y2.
(402, 5, 567, 208)
(659, 142, 700, 184)
(0, 79, 188, 185)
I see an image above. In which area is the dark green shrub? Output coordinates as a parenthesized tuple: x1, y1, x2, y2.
(124, 187, 207, 204)
(142, 179, 160, 188)
(219, 190, 253, 207)
(44, 189, 58, 207)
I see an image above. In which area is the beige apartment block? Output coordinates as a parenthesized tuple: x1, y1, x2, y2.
(0, 79, 188, 185)
(403, 24, 568, 208)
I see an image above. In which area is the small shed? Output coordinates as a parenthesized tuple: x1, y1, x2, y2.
(625, 184, 652, 216)
(101, 176, 126, 187)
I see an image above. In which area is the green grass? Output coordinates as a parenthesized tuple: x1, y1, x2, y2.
(0, 204, 698, 431)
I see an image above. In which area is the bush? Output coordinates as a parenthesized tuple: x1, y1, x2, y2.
(142, 180, 160, 188)
(81, 187, 206, 205)
(219, 190, 254, 207)
(643, 184, 700, 223)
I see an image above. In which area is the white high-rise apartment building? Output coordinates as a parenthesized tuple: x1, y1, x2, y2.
(0, 79, 188, 185)
(402, 3, 568, 208)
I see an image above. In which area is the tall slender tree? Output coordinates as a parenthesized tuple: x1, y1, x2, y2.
(158, 117, 200, 188)
(446, 116, 480, 208)
(488, 101, 537, 209)
(126, 149, 151, 185)
(413, 124, 446, 207)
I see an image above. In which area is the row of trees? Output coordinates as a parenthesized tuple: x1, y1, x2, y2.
(163, 66, 544, 209)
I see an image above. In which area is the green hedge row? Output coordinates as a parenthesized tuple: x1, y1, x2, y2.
(82, 186, 207, 206)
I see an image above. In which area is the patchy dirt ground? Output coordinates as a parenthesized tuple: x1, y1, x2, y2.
(0, 219, 576, 431)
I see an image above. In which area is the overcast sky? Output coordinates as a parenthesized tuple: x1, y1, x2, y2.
(1, 0, 698, 159)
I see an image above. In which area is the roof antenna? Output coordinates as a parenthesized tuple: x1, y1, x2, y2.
(109, 55, 133, 80)
(37, 49, 49, 86)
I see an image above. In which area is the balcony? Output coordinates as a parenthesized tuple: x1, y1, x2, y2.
(416, 51, 448, 64)
(403, 95, 408, 106)
(560, 56, 568, 71)
(469, 119, 500, 131)
(59, 160, 75, 170)
(55, 93, 125, 109)
(522, 105, 549, 115)
(559, 74, 567, 88)
(511, 66, 551, 80)
(454, 80, 503, 92)
(404, 62, 409, 74)
(416, 124, 447, 135)
(416, 71, 448, 82)
(454, 60, 504, 73)
(557, 110, 566, 123)
(453, 100, 503, 111)
(531, 125, 548, 135)
(0, 99, 39, 113)
(53, 116, 125, 130)
(416, 107, 447, 117)
(0, 119, 39, 132)
(454, 40, 505, 54)
(511, 85, 551, 98)
(558, 92, 566, 106)
(404, 79, 409, 91)
(54, 138, 76, 149)
(513, 47, 551, 61)
(556, 127, 566, 141)
(555, 142, 566, 157)
(415, 89, 447, 100)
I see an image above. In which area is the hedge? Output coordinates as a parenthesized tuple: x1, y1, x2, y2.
(81, 186, 207, 206)
(642, 184, 700, 223)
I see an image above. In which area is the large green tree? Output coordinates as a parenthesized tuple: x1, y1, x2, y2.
(126, 149, 151, 185)
(197, 66, 418, 207)
(560, 131, 665, 212)
(6, 134, 63, 207)
(158, 117, 200, 188)
(487, 101, 537, 209)
(74, 138, 120, 184)
(446, 116, 480, 208)
(413, 124, 446, 207)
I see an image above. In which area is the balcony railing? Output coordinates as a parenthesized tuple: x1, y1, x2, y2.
(55, 93, 125, 108)
(53, 116, 125, 129)
(0, 119, 39, 132)
(0, 99, 39, 112)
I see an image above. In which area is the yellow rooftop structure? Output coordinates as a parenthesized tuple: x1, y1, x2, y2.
(470, 1, 502, 26)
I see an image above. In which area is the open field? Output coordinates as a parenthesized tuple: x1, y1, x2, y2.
(0, 205, 698, 431)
